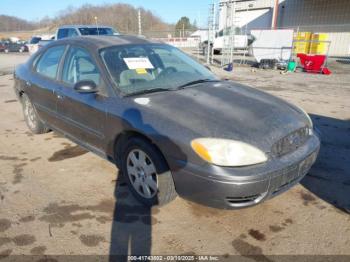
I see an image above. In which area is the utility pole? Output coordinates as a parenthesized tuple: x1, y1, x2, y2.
(182, 23, 185, 38)
(229, 1, 235, 65)
(211, 2, 216, 65)
(207, 2, 215, 64)
(271, 0, 279, 29)
(138, 9, 142, 36)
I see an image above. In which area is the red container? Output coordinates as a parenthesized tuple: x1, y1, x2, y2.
(297, 53, 327, 73)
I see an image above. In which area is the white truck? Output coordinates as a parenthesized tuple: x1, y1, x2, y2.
(200, 27, 255, 55)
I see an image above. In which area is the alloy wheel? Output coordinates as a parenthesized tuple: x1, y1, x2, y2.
(24, 98, 36, 129)
(126, 149, 158, 199)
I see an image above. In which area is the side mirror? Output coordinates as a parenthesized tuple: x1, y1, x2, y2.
(74, 80, 98, 94)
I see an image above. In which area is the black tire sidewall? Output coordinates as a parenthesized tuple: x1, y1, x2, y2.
(21, 94, 47, 134)
(120, 137, 176, 206)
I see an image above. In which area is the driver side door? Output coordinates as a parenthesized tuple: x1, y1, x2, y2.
(55, 45, 108, 152)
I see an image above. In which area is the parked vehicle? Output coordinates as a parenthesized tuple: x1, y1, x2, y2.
(13, 36, 320, 209)
(37, 40, 53, 49)
(3, 40, 28, 53)
(0, 41, 5, 52)
(201, 27, 255, 55)
(27, 35, 54, 54)
(55, 25, 118, 40)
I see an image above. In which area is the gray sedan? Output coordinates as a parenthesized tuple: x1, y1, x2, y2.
(13, 35, 320, 209)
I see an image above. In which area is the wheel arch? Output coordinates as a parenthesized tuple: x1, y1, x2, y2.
(112, 130, 170, 170)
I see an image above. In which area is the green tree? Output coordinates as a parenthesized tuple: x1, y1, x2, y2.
(175, 16, 192, 37)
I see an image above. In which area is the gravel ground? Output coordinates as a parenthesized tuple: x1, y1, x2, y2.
(0, 53, 349, 259)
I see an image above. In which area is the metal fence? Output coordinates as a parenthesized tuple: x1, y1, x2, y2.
(148, 25, 350, 67)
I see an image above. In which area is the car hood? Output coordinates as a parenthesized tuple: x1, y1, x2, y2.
(133, 81, 310, 153)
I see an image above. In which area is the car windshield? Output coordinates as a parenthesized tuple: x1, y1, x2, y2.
(79, 27, 115, 36)
(101, 44, 218, 95)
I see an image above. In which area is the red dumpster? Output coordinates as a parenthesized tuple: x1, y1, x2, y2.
(297, 53, 331, 74)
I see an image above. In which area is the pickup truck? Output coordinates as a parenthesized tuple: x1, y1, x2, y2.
(55, 25, 119, 40)
(25, 25, 119, 54)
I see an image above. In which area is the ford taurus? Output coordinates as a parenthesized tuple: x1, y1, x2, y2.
(13, 35, 320, 208)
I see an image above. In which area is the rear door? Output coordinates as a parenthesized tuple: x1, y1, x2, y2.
(28, 45, 67, 127)
(56, 45, 107, 151)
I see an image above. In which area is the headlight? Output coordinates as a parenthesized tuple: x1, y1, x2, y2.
(191, 138, 268, 167)
(296, 105, 313, 129)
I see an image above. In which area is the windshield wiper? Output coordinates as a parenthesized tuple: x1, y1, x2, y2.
(177, 79, 219, 89)
(124, 88, 175, 97)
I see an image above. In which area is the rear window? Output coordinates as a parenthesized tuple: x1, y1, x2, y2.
(78, 27, 114, 36)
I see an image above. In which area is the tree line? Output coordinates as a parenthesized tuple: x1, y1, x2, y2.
(0, 3, 172, 33)
(0, 3, 197, 38)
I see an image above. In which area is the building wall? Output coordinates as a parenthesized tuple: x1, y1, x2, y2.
(278, 0, 350, 32)
(218, 0, 350, 56)
(218, 0, 274, 31)
(278, 0, 350, 56)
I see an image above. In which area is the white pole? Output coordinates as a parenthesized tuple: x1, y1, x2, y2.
(211, 2, 216, 64)
(138, 9, 142, 36)
(229, 1, 235, 64)
(94, 16, 99, 35)
(207, 4, 212, 64)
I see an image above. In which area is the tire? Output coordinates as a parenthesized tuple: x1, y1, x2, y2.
(120, 137, 177, 206)
(21, 93, 49, 134)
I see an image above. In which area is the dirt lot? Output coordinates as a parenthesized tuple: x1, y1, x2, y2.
(0, 53, 349, 259)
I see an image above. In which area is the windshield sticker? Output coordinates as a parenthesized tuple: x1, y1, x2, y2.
(135, 68, 148, 74)
(123, 57, 154, 70)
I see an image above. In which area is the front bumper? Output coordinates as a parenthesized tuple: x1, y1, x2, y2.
(171, 134, 320, 209)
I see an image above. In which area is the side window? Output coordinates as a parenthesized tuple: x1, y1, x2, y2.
(62, 46, 101, 86)
(68, 29, 78, 38)
(36, 45, 66, 79)
(57, 29, 68, 39)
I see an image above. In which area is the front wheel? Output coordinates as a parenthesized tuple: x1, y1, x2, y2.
(21, 93, 49, 134)
(121, 137, 177, 206)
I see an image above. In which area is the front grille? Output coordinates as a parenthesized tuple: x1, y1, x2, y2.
(272, 127, 310, 157)
(271, 151, 317, 195)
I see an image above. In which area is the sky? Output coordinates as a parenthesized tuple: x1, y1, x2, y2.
(0, 0, 215, 26)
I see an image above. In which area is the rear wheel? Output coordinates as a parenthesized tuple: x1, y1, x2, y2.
(22, 93, 49, 134)
(120, 137, 177, 206)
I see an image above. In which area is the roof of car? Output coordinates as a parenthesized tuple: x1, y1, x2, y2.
(59, 25, 113, 29)
(55, 35, 164, 50)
